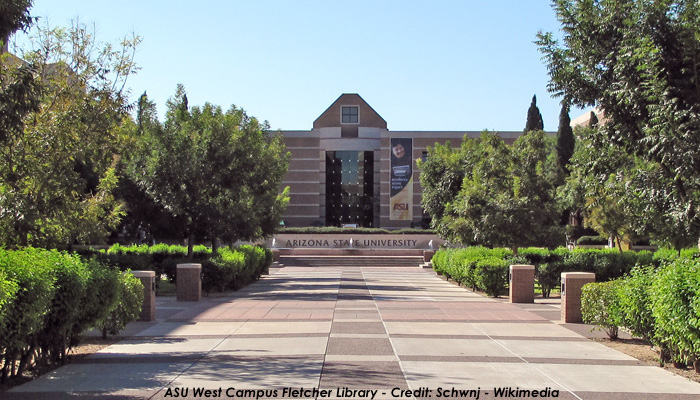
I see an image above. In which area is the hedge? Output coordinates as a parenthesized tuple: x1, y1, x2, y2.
(0, 248, 142, 382)
(581, 257, 700, 367)
(432, 246, 664, 298)
(581, 280, 622, 339)
(432, 247, 515, 296)
(78, 243, 273, 295)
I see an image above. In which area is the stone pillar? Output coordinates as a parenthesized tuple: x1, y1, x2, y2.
(561, 272, 596, 323)
(177, 263, 202, 302)
(509, 265, 535, 303)
(423, 250, 436, 262)
(131, 270, 156, 321)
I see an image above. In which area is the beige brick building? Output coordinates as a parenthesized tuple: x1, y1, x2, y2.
(278, 94, 524, 229)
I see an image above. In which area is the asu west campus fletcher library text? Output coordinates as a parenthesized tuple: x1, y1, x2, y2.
(277, 93, 526, 229)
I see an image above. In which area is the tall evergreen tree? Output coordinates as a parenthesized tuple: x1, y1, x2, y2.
(555, 104, 575, 175)
(524, 94, 544, 132)
(588, 111, 598, 127)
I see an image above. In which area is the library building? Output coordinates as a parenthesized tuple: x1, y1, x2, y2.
(278, 93, 524, 229)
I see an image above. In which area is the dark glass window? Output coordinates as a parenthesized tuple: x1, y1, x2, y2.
(326, 151, 374, 227)
(341, 106, 359, 124)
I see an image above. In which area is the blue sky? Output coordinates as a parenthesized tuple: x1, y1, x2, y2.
(16, 0, 575, 132)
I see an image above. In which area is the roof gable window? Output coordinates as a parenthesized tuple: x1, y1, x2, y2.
(341, 106, 359, 124)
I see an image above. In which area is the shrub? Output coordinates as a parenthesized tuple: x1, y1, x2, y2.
(536, 261, 564, 298)
(37, 252, 90, 363)
(0, 270, 19, 338)
(0, 248, 57, 379)
(474, 257, 509, 297)
(0, 248, 146, 382)
(617, 266, 656, 341)
(99, 272, 144, 338)
(581, 280, 623, 339)
(576, 235, 608, 245)
(650, 258, 700, 364)
(71, 260, 121, 346)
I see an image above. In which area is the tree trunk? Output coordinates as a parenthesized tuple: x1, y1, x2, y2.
(187, 232, 194, 258)
(212, 238, 219, 255)
(615, 235, 623, 253)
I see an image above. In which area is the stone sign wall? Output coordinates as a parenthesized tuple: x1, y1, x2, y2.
(268, 234, 443, 250)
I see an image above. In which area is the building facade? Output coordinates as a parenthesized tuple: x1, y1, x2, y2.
(279, 94, 524, 229)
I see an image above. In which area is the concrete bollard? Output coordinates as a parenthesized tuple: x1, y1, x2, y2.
(561, 272, 596, 323)
(177, 263, 202, 301)
(423, 250, 436, 262)
(509, 264, 535, 303)
(131, 270, 156, 321)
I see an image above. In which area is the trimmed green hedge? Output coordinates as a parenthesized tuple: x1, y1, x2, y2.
(0, 248, 142, 381)
(78, 243, 272, 295)
(432, 247, 514, 296)
(576, 235, 609, 245)
(581, 257, 700, 366)
(432, 246, 665, 298)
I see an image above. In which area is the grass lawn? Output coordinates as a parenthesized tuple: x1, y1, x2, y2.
(156, 278, 176, 296)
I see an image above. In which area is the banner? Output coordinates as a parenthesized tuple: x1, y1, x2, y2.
(390, 138, 413, 220)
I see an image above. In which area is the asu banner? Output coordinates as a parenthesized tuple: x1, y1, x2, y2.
(390, 138, 413, 220)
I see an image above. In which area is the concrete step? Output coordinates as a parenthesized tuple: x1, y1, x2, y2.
(277, 248, 426, 257)
(280, 255, 425, 267)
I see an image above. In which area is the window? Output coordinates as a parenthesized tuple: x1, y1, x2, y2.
(341, 106, 359, 124)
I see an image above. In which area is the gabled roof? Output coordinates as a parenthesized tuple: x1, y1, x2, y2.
(313, 93, 387, 129)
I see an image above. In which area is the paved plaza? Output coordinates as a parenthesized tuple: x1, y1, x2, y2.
(4, 265, 700, 399)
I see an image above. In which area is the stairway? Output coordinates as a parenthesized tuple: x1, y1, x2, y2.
(276, 248, 428, 268)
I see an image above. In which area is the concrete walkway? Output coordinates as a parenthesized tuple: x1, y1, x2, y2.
(4, 265, 700, 399)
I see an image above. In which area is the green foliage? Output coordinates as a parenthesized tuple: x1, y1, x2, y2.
(129, 86, 289, 256)
(474, 257, 509, 297)
(576, 236, 608, 246)
(0, 22, 139, 248)
(555, 104, 575, 176)
(81, 243, 272, 295)
(0, 269, 18, 333)
(650, 258, 700, 363)
(37, 252, 90, 363)
(538, 0, 700, 250)
(417, 140, 473, 239)
(0, 248, 56, 378)
(0, 0, 35, 41)
(0, 248, 148, 380)
(581, 280, 623, 339)
(617, 266, 656, 341)
(434, 246, 662, 300)
(422, 131, 562, 252)
(100, 272, 144, 338)
(524, 95, 544, 133)
(70, 260, 120, 345)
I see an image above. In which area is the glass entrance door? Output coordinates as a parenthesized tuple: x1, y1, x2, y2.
(325, 151, 374, 227)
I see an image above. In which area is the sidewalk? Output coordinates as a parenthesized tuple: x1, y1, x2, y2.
(3, 265, 700, 399)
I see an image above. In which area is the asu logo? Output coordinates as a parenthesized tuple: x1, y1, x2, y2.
(393, 203, 409, 210)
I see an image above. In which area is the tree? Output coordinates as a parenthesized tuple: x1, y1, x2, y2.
(131, 86, 289, 256)
(555, 103, 575, 176)
(417, 139, 477, 240)
(420, 131, 562, 253)
(0, 22, 140, 248)
(0, 0, 35, 46)
(537, 0, 700, 250)
(524, 94, 544, 132)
